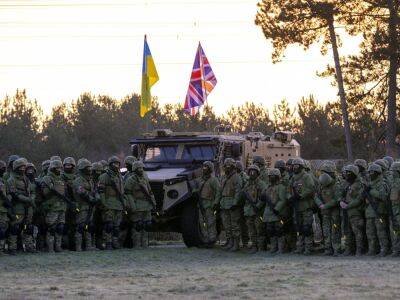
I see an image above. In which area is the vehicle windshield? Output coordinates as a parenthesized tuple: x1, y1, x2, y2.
(144, 144, 215, 163)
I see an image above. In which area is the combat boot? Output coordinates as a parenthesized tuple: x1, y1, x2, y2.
(112, 237, 121, 250)
(131, 230, 142, 249)
(141, 231, 149, 248)
(222, 238, 233, 250)
(277, 237, 285, 254)
(355, 248, 363, 257)
(247, 245, 258, 254)
(55, 234, 63, 253)
(105, 242, 113, 250)
(268, 237, 278, 254)
(229, 237, 240, 252)
(323, 249, 333, 256)
(0, 240, 6, 255)
(46, 233, 55, 253)
(378, 248, 390, 257)
(84, 234, 96, 251)
(74, 234, 82, 252)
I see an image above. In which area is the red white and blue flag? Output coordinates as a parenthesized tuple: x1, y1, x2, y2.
(184, 43, 217, 116)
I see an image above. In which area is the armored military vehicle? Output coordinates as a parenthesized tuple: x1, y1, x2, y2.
(130, 126, 300, 247)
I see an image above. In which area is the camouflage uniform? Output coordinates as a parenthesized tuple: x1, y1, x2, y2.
(316, 173, 341, 256)
(124, 161, 155, 248)
(354, 159, 368, 184)
(236, 161, 249, 248)
(62, 157, 76, 249)
(7, 158, 36, 253)
(275, 160, 289, 188)
(91, 162, 104, 249)
(253, 156, 269, 186)
(218, 158, 243, 251)
(41, 160, 67, 252)
(389, 162, 400, 256)
(98, 156, 125, 250)
(34, 160, 50, 251)
(196, 161, 220, 245)
(365, 163, 390, 256)
(0, 161, 9, 254)
(72, 159, 98, 251)
(240, 165, 267, 253)
(3, 155, 19, 182)
(123, 156, 137, 182)
(263, 168, 290, 254)
(290, 158, 316, 255)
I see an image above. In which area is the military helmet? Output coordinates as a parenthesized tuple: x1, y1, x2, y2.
(346, 164, 360, 176)
(274, 159, 286, 169)
(203, 161, 214, 172)
(42, 159, 51, 169)
(92, 162, 103, 171)
(132, 160, 145, 170)
(286, 158, 294, 166)
(50, 155, 62, 162)
(78, 159, 92, 170)
(7, 155, 20, 167)
(318, 173, 334, 187)
(253, 156, 265, 166)
(374, 159, 388, 171)
(77, 158, 86, 166)
(13, 158, 27, 170)
(235, 161, 244, 171)
(108, 156, 121, 165)
(268, 168, 281, 177)
(0, 160, 6, 169)
(26, 162, 36, 172)
(124, 156, 137, 166)
(49, 159, 63, 170)
(100, 160, 107, 167)
(292, 158, 305, 167)
(354, 159, 367, 170)
(383, 156, 394, 167)
(368, 163, 382, 174)
(223, 158, 235, 167)
(247, 164, 260, 174)
(320, 161, 336, 174)
(390, 162, 400, 173)
(304, 160, 311, 170)
(63, 157, 76, 167)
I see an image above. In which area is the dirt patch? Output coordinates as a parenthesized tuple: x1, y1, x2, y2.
(1, 244, 400, 299)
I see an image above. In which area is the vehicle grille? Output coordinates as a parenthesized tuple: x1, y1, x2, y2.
(149, 181, 164, 211)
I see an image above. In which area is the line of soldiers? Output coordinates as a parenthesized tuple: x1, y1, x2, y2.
(0, 154, 155, 255)
(197, 155, 400, 257)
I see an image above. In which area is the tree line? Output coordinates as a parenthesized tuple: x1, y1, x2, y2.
(0, 89, 396, 167)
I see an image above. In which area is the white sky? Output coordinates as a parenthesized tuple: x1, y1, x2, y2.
(0, 0, 361, 115)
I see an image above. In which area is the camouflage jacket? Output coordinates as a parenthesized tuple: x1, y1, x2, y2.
(124, 173, 154, 212)
(0, 178, 9, 213)
(196, 175, 220, 210)
(62, 172, 76, 200)
(98, 170, 125, 211)
(6, 173, 35, 215)
(343, 178, 364, 218)
(365, 176, 388, 218)
(218, 172, 242, 210)
(240, 177, 266, 217)
(258, 167, 269, 186)
(262, 182, 289, 223)
(290, 169, 315, 212)
(315, 180, 341, 216)
(390, 174, 400, 217)
(73, 172, 95, 211)
(41, 171, 66, 213)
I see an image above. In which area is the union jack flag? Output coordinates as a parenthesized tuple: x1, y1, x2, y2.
(184, 43, 217, 116)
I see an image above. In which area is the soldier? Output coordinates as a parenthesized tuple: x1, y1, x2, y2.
(263, 168, 289, 254)
(217, 158, 242, 252)
(383, 156, 394, 169)
(354, 159, 368, 184)
(275, 159, 289, 187)
(91, 161, 104, 248)
(236, 161, 249, 248)
(50, 155, 62, 162)
(253, 156, 269, 185)
(72, 159, 98, 251)
(339, 165, 365, 256)
(316, 172, 341, 256)
(194, 161, 220, 247)
(92, 162, 104, 185)
(100, 160, 108, 174)
(364, 163, 390, 256)
(389, 162, 400, 256)
(25, 163, 37, 183)
(241, 164, 266, 253)
(289, 158, 316, 255)
(3, 155, 19, 181)
(62, 157, 77, 249)
(123, 156, 137, 181)
(41, 160, 68, 252)
(124, 161, 155, 248)
(7, 158, 36, 254)
(98, 156, 125, 250)
(286, 158, 294, 178)
(0, 160, 10, 254)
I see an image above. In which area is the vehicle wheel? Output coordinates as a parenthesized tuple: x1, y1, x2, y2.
(181, 200, 207, 248)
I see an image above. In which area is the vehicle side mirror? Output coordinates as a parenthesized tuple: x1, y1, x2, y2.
(131, 144, 139, 158)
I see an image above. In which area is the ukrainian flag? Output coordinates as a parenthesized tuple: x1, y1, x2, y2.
(140, 35, 159, 117)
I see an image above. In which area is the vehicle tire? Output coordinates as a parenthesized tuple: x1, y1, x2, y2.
(181, 200, 207, 248)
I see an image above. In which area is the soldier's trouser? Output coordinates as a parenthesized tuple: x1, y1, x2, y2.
(240, 211, 249, 246)
(392, 213, 400, 253)
(322, 213, 341, 252)
(201, 207, 217, 243)
(245, 216, 257, 247)
(344, 216, 364, 253)
(221, 207, 241, 239)
(366, 217, 389, 253)
(9, 208, 34, 251)
(45, 211, 65, 251)
(266, 221, 286, 251)
(0, 213, 9, 252)
(102, 209, 122, 247)
(296, 210, 314, 252)
(255, 216, 266, 249)
(129, 211, 151, 248)
(74, 210, 94, 250)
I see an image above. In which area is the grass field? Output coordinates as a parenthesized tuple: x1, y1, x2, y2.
(1, 244, 400, 299)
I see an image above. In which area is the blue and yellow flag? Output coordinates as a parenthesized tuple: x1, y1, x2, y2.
(140, 35, 159, 117)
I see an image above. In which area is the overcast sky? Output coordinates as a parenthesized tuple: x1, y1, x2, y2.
(0, 0, 361, 115)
